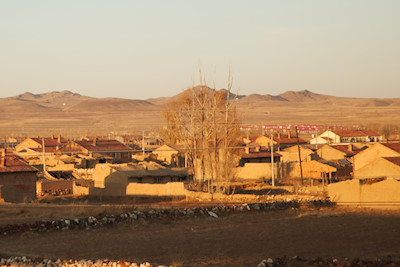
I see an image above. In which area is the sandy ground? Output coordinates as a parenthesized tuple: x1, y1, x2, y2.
(1, 207, 400, 267)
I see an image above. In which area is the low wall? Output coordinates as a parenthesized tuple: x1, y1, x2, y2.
(235, 163, 277, 181)
(327, 179, 400, 207)
(73, 183, 90, 196)
(37, 180, 90, 196)
(126, 182, 187, 196)
(90, 182, 188, 197)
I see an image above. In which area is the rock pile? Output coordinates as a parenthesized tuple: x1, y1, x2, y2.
(0, 256, 168, 267)
(257, 256, 400, 266)
(0, 200, 332, 236)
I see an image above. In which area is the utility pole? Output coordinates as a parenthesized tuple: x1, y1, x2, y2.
(271, 134, 275, 187)
(42, 137, 46, 172)
(142, 130, 145, 158)
(295, 127, 303, 186)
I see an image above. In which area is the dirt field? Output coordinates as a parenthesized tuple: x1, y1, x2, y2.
(1, 206, 400, 267)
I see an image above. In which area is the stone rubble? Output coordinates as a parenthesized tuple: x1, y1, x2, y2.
(1, 255, 399, 267)
(257, 256, 400, 266)
(0, 200, 333, 236)
(0, 257, 169, 267)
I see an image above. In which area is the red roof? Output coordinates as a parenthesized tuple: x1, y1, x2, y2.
(0, 153, 38, 173)
(383, 157, 400, 167)
(74, 139, 132, 152)
(30, 137, 68, 147)
(381, 143, 400, 153)
(330, 145, 360, 157)
(30, 147, 59, 153)
(333, 130, 381, 137)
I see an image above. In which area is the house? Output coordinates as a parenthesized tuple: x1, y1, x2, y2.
(15, 135, 68, 153)
(90, 162, 191, 197)
(353, 143, 400, 171)
(254, 133, 307, 150)
(60, 139, 132, 165)
(239, 147, 281, 166)
(152, 144, 185, 166)
(316, 144, 362, 161)
(234, 147, 282, 182)
(310, 130, 382, 144)
(0, 149, 38, 202)
(279, 145, 315, 163)
(354, 157, 400, 179)
(293, 159, 352, 181)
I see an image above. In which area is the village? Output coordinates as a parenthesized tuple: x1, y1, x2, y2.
(1, 126, 400, 206)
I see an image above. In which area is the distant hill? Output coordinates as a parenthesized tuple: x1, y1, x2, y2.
(64, 98, 157, 113)
(1, 87, 400, 137)
(9, 90, 94, 109)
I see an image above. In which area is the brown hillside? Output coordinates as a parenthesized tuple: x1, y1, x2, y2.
(1, 88, 400, 137)
(11, 90, 93, 109)
(64, 98, 157, 113)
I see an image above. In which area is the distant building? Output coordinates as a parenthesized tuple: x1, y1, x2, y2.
(310, 130, 382, 144)
(60, 139, 132, 165)
(15, 135, 67, 153)
(152, 144, 186, 167)
(316, 144, 363, 161)
(254, 133, 307, 150)
(279, 145, 315, 163)
(239, 147, 281, 166)
(0, 149, 38, 203)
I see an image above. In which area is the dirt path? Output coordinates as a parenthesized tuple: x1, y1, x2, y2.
(1, 209, 399, 266)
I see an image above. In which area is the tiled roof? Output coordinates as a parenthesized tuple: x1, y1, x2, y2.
(330, 145, 360, 156)
(30, 147, 59, 153)
(75, 140, 132, 152)
(0, 153, 38, 173)
(333, 130, 381, 137)
(381, 143, 400, 153)
(363, 130, 382, 136)
(30, 137, 68, 147)
(383, 157, 400, 167)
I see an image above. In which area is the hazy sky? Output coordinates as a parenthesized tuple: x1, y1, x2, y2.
(1, 0, 399, 99)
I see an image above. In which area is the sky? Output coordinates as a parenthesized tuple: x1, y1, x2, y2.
(1, 0, 399, 99)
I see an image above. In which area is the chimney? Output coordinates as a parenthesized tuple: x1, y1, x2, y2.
(93, 138, 97, 146)
(58, 135, 61, 143)
(348, 144, 352, 151)
(255, 146, 260, 152)
(51, 135, 55, 139)
(288, 132, 291, 139)
(245, 145, 250, 154)
(278, 133, 281, 139)
(1, 148, 6, 167)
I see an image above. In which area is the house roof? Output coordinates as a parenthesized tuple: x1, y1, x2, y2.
(381, 143, 400, 153)
(74, 139, 132, 152)
(332, 130, 381, 137)
(29, 147, 59, 153)
(383, 157, 400, 167)
(330, 145, 360, 157)
(319, 159, 352, 168)
(272, 134, 307, 144)
(30, 137, 68, 147)
(0, 153, 38, 173)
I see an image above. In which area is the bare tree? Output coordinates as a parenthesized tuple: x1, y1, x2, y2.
(161, 76, 241, 194)
(382, 124, 399, 143)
